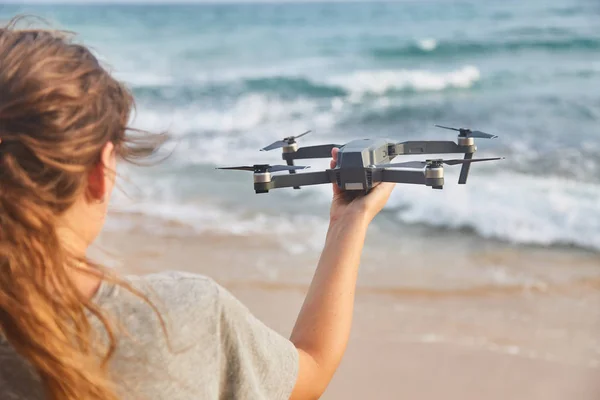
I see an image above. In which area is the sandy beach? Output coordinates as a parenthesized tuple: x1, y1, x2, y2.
(93, 217, 600, 400)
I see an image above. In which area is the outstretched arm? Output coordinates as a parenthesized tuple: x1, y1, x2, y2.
(289, 148, 396, 399)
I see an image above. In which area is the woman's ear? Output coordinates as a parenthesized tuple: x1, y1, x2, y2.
(87, 142, 115, 203)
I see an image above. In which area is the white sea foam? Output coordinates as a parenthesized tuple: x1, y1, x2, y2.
(106, 200, 330, 254)
(114, 71, 175, 87)
(327, 65, 481, 96)
(118, 63, 480, 101)
(417, 38, 438, 51)
(124, 67, 482, 163)
(307, 167, 600, 251)
(389, 170, 600, 250)
(109, 164, 600, 252)
(486, 266, 548, 290)
(133, 94, 329, 135)
(129, 94, 341, 165)
(115, 58, 331, 88)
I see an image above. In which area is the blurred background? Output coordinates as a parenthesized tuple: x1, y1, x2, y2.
(2, 1, 599, 399)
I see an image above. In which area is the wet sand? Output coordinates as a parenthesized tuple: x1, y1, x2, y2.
(93, 223, 600, 400)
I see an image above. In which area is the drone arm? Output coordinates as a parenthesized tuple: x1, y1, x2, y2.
(272, 171, 333, 188)
(255, 170, 333, 193)
(379, 169, 427, 185)
(283, 144, 343, 161)
(392, 141, 474, 156)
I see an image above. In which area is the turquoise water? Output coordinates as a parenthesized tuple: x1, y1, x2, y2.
(2, 1, 600, 250)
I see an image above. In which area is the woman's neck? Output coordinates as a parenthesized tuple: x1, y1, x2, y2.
(56, 223, 103, 301)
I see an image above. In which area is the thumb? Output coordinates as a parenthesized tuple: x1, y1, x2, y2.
(330, 148, 342, 196)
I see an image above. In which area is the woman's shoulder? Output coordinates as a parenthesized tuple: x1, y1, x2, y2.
(89, 272, 230, 398)
(126, 270, 215, 287)
(96, 270, 219, 305)
(127, 271, 218, 298)
(93, 271, 224, 336)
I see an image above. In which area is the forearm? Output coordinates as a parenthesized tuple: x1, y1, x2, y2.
(290, 213, 369, 395)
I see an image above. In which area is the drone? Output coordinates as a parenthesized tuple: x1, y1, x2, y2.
(218, 125, 503, 194)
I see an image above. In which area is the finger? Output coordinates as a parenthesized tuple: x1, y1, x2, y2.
(332, 147, 339, 162)
(372, 182, 396, 196)
(366, 182, 396, 202)
(330, 147, 339, 169)
(330, 147, 343, 195)
(359, 182, 395, 218)
(331, 177, 343, 196)
(332, 186, 343, 197)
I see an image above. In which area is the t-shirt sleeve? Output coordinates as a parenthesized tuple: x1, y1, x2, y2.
(214, 282, 299, 400)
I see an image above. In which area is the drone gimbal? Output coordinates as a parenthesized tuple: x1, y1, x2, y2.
(219, 125, 502, 194)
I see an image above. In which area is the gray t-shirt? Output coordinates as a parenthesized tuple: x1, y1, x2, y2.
(0, 271, 299, 400)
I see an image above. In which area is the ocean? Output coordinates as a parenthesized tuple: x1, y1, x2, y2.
(2, 0, 600, 252)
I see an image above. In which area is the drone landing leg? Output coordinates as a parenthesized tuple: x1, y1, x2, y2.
(458, 152, 473, 184)
(284, 158, 301, 189)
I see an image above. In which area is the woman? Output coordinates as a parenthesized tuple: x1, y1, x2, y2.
(0, 17, 395, 400)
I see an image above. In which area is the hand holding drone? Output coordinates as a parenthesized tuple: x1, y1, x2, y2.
(218, 125, 503, 194)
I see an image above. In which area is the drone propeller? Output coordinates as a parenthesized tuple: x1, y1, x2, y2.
(435, 124, 498, 139)
(260, 130, 312, 151)
(217, 164, 310, 173)
(377, 157, 503, 169)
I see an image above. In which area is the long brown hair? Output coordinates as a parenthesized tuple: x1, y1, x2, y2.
(0, 16, 166, 400)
